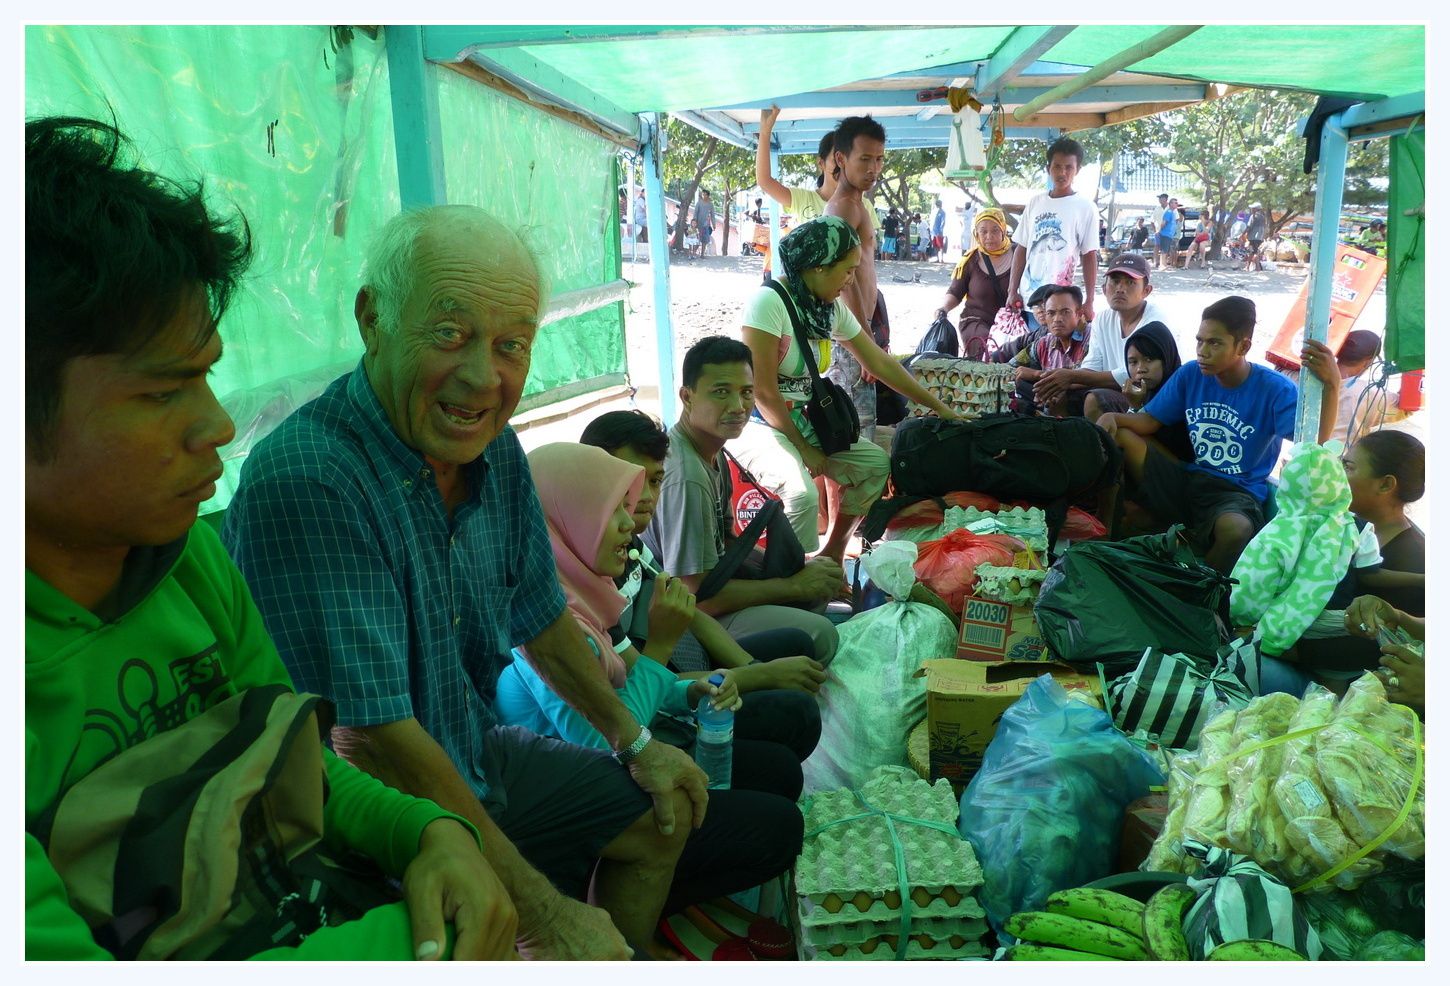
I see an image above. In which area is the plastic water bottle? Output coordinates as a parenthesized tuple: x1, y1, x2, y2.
(694, 672, 733, 790)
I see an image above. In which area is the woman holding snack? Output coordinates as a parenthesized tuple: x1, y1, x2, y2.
(731, 216, 957, 562)
(934, 207, 1014, 359)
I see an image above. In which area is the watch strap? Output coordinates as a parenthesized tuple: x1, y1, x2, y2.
(613, 725, 652, 765)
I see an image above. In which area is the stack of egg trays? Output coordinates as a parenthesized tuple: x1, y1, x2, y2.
(954, 504, 1048, 554)
(906, 358, 1013, 420)
(970, 563, 1047, 607)
(794, 766, 987, 960)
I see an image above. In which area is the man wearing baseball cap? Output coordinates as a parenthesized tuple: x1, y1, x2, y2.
(1034, 252, 1172, 415)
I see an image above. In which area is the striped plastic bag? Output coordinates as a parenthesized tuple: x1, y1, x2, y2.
(1181, 842, 1323, 960)
(1104, 635, 1261, 750)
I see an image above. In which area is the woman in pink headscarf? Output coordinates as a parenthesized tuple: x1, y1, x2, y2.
(496, 444, 810, 807)
(496, 443, 740, 741)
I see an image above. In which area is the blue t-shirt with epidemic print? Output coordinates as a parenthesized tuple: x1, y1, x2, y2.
(1142, 362, 1297, 501)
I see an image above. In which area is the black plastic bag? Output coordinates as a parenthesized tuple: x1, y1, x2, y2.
(914, 312, 959, 357)
(1034, 526, 1233, 678)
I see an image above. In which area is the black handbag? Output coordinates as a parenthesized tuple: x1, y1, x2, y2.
(695, 449, 806, 602)
(767, 280, 861, 455)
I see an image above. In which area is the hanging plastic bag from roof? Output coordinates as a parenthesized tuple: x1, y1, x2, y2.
(945, 87, 987, 179)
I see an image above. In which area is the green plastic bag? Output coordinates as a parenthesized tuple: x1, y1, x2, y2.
(1034, 526, 1234, 678)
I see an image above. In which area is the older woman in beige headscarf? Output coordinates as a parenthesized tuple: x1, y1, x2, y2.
(933, 207, 1014, 359)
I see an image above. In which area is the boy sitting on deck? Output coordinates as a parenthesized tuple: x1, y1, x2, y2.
(1095, 295, 1341, 573)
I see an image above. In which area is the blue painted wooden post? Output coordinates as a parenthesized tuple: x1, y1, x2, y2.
(385, 26, 447, 209)
(769, 146, 784, 279)
(1295, 111, 1349, 444)
(640, 113, 678, 424)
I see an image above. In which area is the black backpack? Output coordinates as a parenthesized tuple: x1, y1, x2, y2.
(861, 413, 1122, 547)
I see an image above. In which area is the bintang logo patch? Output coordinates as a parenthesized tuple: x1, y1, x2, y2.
(735, 488, 768, 530)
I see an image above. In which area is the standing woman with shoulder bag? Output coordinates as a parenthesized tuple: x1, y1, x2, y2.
(934, 207, 1014, 359)
(729, 216, 958, 562)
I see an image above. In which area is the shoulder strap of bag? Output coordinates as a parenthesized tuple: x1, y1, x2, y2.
(721, 447, 776, 503)
(695, 498, 778, 602)
(767, 279, 827, 384)
(980, 251, 1008, 308)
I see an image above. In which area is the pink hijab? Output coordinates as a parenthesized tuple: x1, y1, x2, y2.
(525, 442, 646, 688)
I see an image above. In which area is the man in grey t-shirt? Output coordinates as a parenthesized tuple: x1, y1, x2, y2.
(643, 337, 841, 664)
(692, 191, 715, 258)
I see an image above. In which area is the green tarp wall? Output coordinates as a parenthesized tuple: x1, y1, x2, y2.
(26, 25, 626, 512)
(1386, 128, 1424, 373)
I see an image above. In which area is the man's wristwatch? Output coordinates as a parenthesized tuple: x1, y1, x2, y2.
(613, 725, 652, 766)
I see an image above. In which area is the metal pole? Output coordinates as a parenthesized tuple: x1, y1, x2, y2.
(1294, 111, 1349, 445)
(769, 146, 784, 279)
(385, 26, 447, 208)
(1013, 25, 1202, 121)
(640, 113, 678, 424)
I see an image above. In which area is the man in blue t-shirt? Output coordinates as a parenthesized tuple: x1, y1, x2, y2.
(1155, 194, 1179, 271)
(1096, 295, 1341, 572)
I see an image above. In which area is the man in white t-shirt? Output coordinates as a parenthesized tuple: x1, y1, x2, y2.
(959, 202, 976, 256)
(1034, 252, 1169, 413)
(1006, 136, 1099, 323)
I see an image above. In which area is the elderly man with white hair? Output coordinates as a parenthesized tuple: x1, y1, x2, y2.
(224, 205, 801, 960)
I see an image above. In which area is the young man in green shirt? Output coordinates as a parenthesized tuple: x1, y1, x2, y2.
(25, 116, 515, 961)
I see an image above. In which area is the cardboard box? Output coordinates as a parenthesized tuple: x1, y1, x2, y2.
(917, 659, 1103, 787)
(956, 594, 1049, 662)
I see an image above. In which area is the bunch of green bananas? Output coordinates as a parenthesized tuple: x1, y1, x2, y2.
(1003, 888, 1152, 960)
(1005, 884, 1308, 961)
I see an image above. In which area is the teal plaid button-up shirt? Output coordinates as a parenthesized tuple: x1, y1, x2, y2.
(223, 362, 566, 800)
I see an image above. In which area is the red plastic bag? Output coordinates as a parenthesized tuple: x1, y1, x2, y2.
(1004, 500, 1109, 541)
(913, 530, 1024, 615)
(884, 491, 1003, 537)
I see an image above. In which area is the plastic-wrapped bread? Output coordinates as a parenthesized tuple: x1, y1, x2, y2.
(1315, 676, 1424, 861)
(1224, 693, 1298, 863)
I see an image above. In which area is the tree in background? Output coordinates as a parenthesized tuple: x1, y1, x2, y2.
(874, 147, 946, 214)
(661, 117, 718, 254)
(706, 139, 756, 256)
(1163, 89, 1317, 254)
(661, 118, 765, 257)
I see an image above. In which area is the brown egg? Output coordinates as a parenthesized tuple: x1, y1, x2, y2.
(852, 891, 873, 912)
(941, 885, 962, 905)
(821, 893, 843, 913)
(883, 889, 902, 909)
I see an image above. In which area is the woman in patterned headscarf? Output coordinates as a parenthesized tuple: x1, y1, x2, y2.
(935, 208, 1013, 359)
(729, 216, 957, 562)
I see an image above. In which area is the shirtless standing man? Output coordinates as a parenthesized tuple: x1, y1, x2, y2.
(824, 116, 887, 345)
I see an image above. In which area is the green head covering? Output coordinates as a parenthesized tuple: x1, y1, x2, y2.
(775, 216, 861, 340)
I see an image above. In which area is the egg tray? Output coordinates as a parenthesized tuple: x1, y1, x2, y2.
(952, 505, 1048, 552)
(796, 767, 983, 900)
(802, 933, 992, 961)
(799, 887, 987, 930)
(802, 912, 989, 951)
(907, 358, 1012, 421)
(970, 564, 1047, 606)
